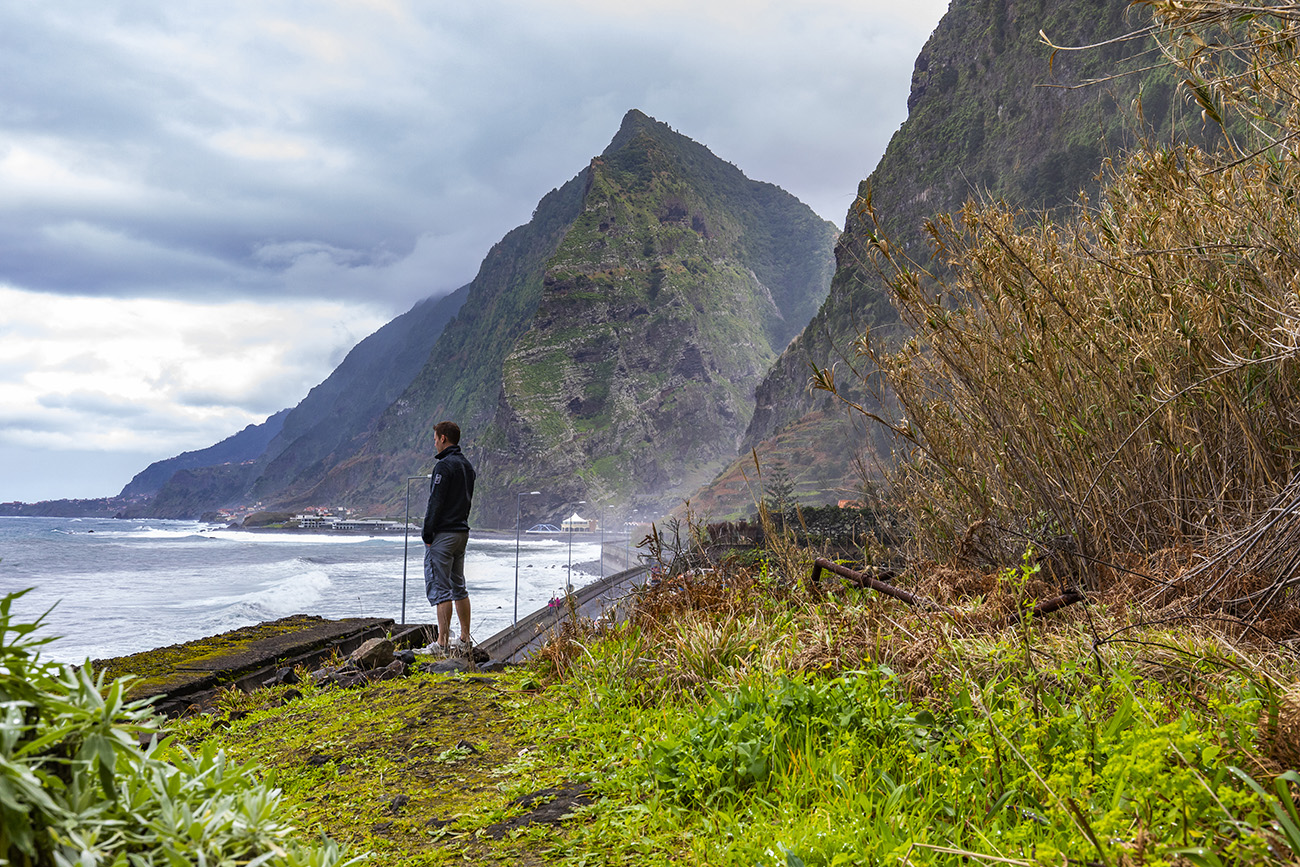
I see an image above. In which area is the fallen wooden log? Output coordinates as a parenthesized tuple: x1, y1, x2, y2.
(809, 558, 1088, 623)
(809, 558, 942, 611)
(1022, 588, 1086, 622)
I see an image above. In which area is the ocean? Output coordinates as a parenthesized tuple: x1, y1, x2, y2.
(0, 516, 621, 664)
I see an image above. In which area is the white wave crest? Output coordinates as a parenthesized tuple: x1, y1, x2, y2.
(205, 569, 333, 617)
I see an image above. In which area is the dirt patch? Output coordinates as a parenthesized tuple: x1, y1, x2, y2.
(482, 782, 595, 839)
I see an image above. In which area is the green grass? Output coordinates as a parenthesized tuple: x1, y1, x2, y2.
(34, 559, 1298, 866)
(507, 569, 1300, 866)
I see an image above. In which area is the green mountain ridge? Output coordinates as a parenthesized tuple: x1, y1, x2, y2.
(472, 113, 837, 521)
(246, 285, 472, 503)
(118, 408, 290, 499)
(100, 0, 1198, 528)
(124, 286, 471, 519)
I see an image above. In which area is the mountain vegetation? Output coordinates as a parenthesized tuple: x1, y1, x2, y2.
(819, 0, 1300, 590)
(19, 1, 1300, 864)
(103, 0, 1182, 526)
(109, 111, 835, 525)
(245, 286, 471, 504)
(152, 4, 1300, 863)
(475, 112, 836, 522)
(122, 286, 470, 518)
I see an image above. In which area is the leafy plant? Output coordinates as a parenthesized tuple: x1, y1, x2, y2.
(0, 589, 357, 867)
(646, 672, 903, 807)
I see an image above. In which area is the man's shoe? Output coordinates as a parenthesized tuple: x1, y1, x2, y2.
(451, 638, 473, 657)
(416, 643, 450, 657)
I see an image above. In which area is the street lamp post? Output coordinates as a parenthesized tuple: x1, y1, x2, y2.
(514, 490, 541, 624)
(625, 509, 639, 569)
(567, 500, 586, 593)
(599, 502, 608, 579)
(402, 474, 432, 625)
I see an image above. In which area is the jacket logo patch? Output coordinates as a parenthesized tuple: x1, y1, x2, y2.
(433, 473, 442, 485)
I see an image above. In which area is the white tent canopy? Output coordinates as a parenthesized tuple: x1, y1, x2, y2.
(561, 512, 590, 531)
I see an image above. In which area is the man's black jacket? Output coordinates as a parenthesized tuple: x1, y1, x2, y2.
(421, 444, 475, 543)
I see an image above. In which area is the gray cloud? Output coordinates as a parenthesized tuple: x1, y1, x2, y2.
(0, 0, 946, 315)
(36, 390, 152, 419)
(0, 0, 949, 501)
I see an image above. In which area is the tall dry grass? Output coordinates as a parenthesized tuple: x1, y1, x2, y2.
(824, 1, 1300, 596)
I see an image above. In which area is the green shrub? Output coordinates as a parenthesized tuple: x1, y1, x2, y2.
(647, 671, 905, 806)
(0, 590, 357, 867)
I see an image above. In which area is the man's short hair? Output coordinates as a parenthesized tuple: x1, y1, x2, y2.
(433, 421, 461, 444)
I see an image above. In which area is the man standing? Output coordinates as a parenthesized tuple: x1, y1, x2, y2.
(421, 420, 476, 656)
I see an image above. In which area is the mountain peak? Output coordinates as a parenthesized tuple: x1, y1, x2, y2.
(602, 108, 675, 156)
(616, 107, 655, 134)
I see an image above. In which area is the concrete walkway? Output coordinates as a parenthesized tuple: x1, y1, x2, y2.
(475, 564, 650, 664)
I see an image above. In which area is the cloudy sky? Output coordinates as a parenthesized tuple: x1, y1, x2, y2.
(0, 0, 948, 503)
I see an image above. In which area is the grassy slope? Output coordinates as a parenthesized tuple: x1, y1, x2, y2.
(167, 553, 1300, 866)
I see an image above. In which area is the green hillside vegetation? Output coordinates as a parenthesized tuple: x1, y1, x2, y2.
(484, 116, 835, 513)
(822, 0, 1300, 575)
(245, 286, 472, 507)
(33, 3, 1300, 864)
(53, 558, 1300, 865)
(284, 171, 592, 514)
(139, 3, 1300, 864)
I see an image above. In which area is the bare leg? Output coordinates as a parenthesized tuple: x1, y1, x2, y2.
(454, 597, 471, 642)
(436, 600, 453, 646)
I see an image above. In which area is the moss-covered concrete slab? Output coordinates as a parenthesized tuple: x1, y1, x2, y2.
(92, 614, 420, 714)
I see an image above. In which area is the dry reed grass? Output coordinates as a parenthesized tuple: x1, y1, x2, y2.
(1263, 682, 1300, 768)
(810, 1, 1300, 630)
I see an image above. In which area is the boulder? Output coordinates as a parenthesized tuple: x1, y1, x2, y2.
(368, 659, 407, 682)
(421, 658, 474, 674)
(350, 637, 395, 669)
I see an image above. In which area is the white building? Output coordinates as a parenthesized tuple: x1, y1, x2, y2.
(561, 512, 591, 532)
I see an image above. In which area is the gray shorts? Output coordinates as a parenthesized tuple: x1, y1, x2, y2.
(424, 531, 469, 606)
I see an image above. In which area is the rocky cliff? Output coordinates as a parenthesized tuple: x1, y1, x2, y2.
(474, 111, 837, 522)
(119, 408, 289, 499)
(128, 287, 469, 518)
(124, 0, 1183, 527)
(243, 286, 470, 504)
(692, 0, 1213, 517)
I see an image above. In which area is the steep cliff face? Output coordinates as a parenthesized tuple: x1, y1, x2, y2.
(473, 112, 837, 521)
(291, 110, 836, 525)
(289, 168, 594, 515)
(696, 0, 1205, 516)
(132, 287, 469, 518)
